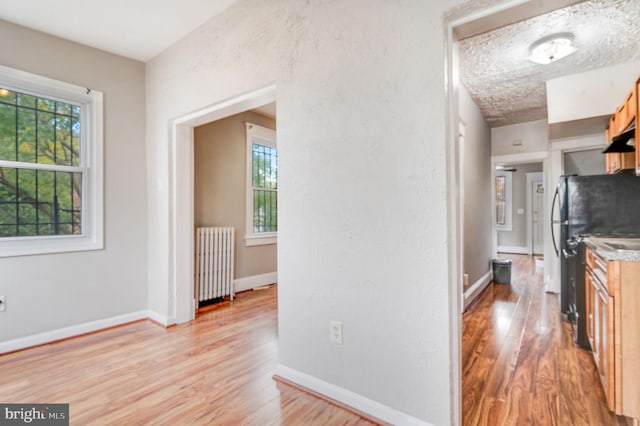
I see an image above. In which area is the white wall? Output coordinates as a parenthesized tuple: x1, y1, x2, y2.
(497, 163, 543, 248)
(145, 0, 463, 423)
(547, 60, 640, 124)
(491, 119, 549, 156)
(0, 20, 147, 342)
(459, 85, 492, 289)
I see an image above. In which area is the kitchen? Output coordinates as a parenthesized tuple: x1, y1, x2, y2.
(455, 0, 640, 423)
(553, 76, 640, 421)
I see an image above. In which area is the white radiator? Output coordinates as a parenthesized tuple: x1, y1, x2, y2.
(195, 227, 235, 304)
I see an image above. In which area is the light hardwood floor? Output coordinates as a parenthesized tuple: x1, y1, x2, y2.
(0, 286, 375, 425)
(4, 257, 632, 425)
(462, 254, 633, 425)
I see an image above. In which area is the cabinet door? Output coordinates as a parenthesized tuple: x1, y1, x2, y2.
(597, 288, 615, 411)
(636, 78, 640, 176)
(594, 279, 601, 367)
(586, 271, 595, 348)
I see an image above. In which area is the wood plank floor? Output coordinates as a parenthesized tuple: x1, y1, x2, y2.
(4, 256, 633, 425)
(462, 254, 634, 425)
(0, 286, 375, 425)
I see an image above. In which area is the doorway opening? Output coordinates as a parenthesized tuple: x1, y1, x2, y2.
(168, 85, 276, 324)
(193, 105, 278, 315)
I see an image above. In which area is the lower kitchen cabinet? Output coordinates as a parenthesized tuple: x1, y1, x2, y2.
(585, 247, 640, 420)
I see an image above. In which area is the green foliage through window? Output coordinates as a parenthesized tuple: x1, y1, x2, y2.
(0, 87, 82, 237)
(252, 143, 277, 233)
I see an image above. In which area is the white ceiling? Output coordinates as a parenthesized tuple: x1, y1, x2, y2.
(1, 0, 638, 127)
(0, 0, 241, 61)
(458, 0, 640, 127)
(252, 103, 276, 119)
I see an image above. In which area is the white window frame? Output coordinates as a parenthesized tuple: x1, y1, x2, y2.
(495, 171, 513, 231)
(245, 122, 277, 246)
(0, 65, 103, 257)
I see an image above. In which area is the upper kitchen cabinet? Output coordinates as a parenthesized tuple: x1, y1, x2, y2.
(636, 78, 640, 175)
(604, 76, 638, 176)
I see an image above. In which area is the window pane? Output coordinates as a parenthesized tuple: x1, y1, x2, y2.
(16, 92, 36, 108)
(495, 176, 506, 225)
(253, 189, 277, 233)
(17, 106, 36, 163)
(37, 110, 55, 165)
(0, 103, 16, 161)
(0, 88, 81, 166)
(252, 143, 277, 190)
(0, 167, 82, 237)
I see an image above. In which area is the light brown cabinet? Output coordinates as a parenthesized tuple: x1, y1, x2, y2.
(636, 78, 640, 175)
(585, 248, 615, 410)
(585, 247, 640, 420)
(605, 77, 638, 175)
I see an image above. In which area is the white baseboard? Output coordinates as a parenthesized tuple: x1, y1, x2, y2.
(234, 271, 277, 292)
(497, 245, 529, 255)
(274, 364, 434, 426)
(146, 310, 176, 327)
(463, 270, 492, 309)
(0, 310, 148, 354)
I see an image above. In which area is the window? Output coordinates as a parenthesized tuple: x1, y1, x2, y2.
(245, 122, 277, 246)
(0, 65, 103, 257)
(495, 172, 512, 231)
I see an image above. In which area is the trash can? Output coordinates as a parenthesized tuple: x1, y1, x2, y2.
(492, 258, 512, 284)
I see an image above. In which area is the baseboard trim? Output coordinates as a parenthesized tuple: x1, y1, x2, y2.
(234, 271, 277, 293)
(463, 270, 492, 310)
(274, 365, 433, 426)
(497, 245, 528, 255)
(146, 310, 176, 327)
(0, 311, 148, 354)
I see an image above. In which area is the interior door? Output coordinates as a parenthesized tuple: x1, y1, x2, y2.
(532, 178, 544, 255)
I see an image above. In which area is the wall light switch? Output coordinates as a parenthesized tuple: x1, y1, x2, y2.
(517, 208, 525, 215)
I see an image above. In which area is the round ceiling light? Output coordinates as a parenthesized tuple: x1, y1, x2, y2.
(528, 32, 577, 65)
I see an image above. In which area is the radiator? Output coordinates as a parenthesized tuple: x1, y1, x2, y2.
(195, 227, 235, 304)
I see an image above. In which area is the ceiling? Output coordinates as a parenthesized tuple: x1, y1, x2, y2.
(0, 0, 240, 61)
(1, 0, 638, 126)
(458, 0, 640, 127)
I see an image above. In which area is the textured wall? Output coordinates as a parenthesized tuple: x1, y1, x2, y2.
(145, 0, 463, 423)
(194, 111, 277, 279)
(0, 20, 147, 341)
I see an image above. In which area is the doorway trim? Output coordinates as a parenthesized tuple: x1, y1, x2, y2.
(526, 171, 544, 255)
(168, 84, 276, 324)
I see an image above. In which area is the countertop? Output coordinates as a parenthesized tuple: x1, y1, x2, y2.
(584, 237, 640, 262)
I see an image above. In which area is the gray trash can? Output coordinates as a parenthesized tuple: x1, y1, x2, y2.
(492, 258, 512, 284)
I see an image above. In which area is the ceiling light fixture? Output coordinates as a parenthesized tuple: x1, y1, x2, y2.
(528, 32, 577, 65)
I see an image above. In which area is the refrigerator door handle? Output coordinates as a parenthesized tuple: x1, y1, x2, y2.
(550, 186, 560, 257)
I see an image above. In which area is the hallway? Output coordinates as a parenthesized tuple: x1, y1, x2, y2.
(462, 254, 632, 425)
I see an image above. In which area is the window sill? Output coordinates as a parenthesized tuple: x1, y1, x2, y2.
(496, 225, 513, 232)
(245, 234, 277, 247)
(0, 234, 103, 258)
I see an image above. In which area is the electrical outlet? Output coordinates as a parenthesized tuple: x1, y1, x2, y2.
(330, 320, 343, 344)
(0, 296, 5, 312)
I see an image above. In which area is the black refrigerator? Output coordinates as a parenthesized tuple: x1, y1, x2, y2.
(551, 172, 640, 347)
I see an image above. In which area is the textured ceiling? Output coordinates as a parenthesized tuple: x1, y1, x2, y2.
(458, 0, 640, 127)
